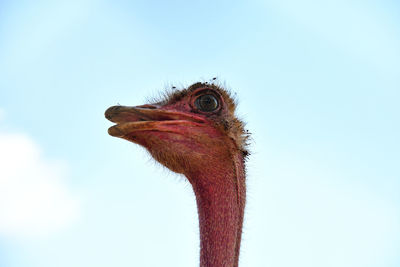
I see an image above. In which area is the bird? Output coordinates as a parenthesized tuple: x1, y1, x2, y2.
(105, 81, 249, 267)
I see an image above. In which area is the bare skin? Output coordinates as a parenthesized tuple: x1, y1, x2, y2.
(105, 82, 249, 267)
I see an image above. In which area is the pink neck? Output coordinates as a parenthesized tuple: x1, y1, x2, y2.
(187, 152, 246, 267)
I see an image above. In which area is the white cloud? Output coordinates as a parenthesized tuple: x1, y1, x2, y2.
(0, 131, 80, 239)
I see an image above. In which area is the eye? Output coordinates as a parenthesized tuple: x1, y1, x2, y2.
(195, 94, 219, 112)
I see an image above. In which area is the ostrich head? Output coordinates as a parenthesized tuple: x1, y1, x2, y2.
(105, 82, 249, 267)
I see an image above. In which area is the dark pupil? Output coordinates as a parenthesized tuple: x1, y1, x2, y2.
(197, 94, 218, 112)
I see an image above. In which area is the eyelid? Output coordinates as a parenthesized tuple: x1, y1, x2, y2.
(194, 89, 216, 97)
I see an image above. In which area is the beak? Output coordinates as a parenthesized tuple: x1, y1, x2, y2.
(105, 104, 205, 137)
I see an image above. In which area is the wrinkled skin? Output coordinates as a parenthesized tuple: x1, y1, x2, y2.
(105, 85, 242, 175)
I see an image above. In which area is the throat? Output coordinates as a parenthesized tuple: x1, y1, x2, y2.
(187, 153, 246, 267)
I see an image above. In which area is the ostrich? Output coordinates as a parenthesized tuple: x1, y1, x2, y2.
(105, 82, 249, 267)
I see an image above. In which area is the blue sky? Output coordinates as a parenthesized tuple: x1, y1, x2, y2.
(0, 0, 399, 266)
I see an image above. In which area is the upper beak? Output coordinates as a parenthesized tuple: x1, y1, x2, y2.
(105, 104, 205, 137)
